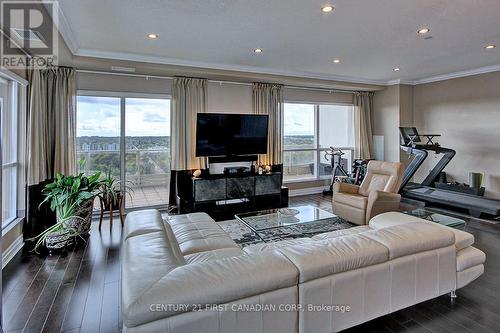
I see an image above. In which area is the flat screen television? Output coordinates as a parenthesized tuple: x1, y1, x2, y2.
(196, 113, 269, 157)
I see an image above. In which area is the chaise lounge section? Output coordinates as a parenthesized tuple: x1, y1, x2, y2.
(121, 210, 485, 333)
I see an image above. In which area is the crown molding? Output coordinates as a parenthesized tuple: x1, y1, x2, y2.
(45, 1, 79, 53)
(386, 79, 416, 86)
(412, 63, 500, 85)
(74, 48, 500, 87)
(51, 5, 500, 88)
(75, 48, 389, 86)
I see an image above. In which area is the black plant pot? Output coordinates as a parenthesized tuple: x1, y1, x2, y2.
(102, 192, 124, 211)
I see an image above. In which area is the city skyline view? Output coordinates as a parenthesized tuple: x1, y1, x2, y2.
(77, 97, 320, 138)
(77, 96, 171, 137)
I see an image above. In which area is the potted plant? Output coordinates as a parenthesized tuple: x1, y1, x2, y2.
(32, 171, 103, 251)
(99, 169, 133, 211)
(30, 201, 83, 252)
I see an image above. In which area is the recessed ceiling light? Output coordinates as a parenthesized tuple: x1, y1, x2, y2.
(417, 27, 430, 34)
(333, 59, 341, 64)
(485, 44, 496, 49)
(254, 48, 263, 53)
(394, 67, 400, 72)
(147, 33, 158, 39)
(321, 5, 334, 13)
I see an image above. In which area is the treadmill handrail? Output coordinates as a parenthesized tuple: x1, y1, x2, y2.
(399, 144, 456, 192)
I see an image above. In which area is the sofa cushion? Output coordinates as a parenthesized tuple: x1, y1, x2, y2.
(333, 193, 368, 209)
(311, 225, 371, 241)
(122, 230, 186, 327)
(166, 213, 239, 255)
(370, 212, 474, 251)
(123, 209, 165, 240)
(124, 209, 185, 262)
(362, 222, 455, 260)
(243, 238, 314, 254)
(167, 212, 217, 226)
(185, 248, 245, 264)
(456, 246, 486, 272)
(123, 250, 298, 327)
(278, 234, 389, 283)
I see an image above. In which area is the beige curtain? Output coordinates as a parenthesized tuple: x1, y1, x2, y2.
(27, 67, 76, 185)
(170, 77, 208, 170)
(354, 92, 374, 159)
(252, 83, 284, 165)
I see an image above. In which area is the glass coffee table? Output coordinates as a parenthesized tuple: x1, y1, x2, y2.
(404, 208, 466, 229)
(235, 206, 342, 242)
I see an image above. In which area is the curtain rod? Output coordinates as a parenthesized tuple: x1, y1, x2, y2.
(75, 69, 357, 94)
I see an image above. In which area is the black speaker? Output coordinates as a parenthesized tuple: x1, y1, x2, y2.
(280, 186, 289, 207)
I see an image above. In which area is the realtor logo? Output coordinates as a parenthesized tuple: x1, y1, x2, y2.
(1, 0, 59, 69)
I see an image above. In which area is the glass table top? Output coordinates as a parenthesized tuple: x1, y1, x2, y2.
(235, 206, 336, 231)
(404, 208, 466, 229)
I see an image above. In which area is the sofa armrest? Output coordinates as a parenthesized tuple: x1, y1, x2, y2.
(122, 251, 298, 328)
(366, 191, 401, 222)
(333, 182, 360, 195)
(369, 212, 475, 251)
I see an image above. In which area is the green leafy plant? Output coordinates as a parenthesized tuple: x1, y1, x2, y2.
(40, 172, 102, 213)
(31, 170, 104, 252)
(99, 168, 134, 209)
(29, 201, 83, 252)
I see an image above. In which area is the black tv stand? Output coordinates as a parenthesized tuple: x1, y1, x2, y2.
(176, 166, 288, 220)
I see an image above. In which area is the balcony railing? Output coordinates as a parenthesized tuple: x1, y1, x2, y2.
(77, 148, 171, 209)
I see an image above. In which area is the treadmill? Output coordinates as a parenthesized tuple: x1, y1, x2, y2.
(399, 127, 500, 218)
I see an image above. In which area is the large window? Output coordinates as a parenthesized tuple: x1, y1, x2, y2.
(1, 79, 19, 227)
(283, 102, 354, 181)
(76, 93, 170, 210)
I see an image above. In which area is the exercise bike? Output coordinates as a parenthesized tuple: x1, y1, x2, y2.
(322, 147, 370, 195)
(322, 147, 352, 195)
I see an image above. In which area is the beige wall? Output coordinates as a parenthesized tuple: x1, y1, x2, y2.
(207, 82, 253, 114)
(373, 85, 400, 162)
(373, 84, 415, 163)
(77, 72, 356, 114)
(413, 71, 500, 198)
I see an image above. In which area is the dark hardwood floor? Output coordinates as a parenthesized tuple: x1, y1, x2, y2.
(2, 194, 499, 333)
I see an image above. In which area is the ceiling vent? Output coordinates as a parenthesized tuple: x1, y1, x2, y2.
(10, 28, 46, 43)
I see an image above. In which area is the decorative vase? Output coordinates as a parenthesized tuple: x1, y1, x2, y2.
(57, 197, 94, 236)
(45, 229, 73, 250)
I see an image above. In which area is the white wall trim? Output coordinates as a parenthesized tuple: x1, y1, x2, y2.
(2, 234, 24, 269)
(45, 1, 79, 53)
(289, 186, 326, 197)
(52, 5, 500, 88)
(73, 48, 500, 88)
(0, 68, 28, 86)
(386, 79, 415, 86)
(75, 48, 390, 86)
(412, 63, 500, 85)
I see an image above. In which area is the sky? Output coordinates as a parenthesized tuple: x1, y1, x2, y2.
(284, 103, 315, 136)
(77, 97, 323, 137)
(77, 96, 170, 137)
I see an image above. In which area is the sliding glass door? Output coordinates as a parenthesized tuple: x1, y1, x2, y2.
(76, 93, 171, 211)
(125, 98, 170, 209)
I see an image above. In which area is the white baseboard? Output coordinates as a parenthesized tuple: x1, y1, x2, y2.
(2, 234, 24, 269)
(289, 186, 326, 197)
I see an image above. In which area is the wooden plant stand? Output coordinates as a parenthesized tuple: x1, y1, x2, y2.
(98, 194, 125, 231)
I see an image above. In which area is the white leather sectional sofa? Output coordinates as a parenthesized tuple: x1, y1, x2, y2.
(121, 210, 485, 333)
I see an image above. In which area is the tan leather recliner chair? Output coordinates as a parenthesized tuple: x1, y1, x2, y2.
(332, 160, 404, 225)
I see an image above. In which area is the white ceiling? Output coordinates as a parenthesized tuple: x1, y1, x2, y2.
(56, 0, 500, 84)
